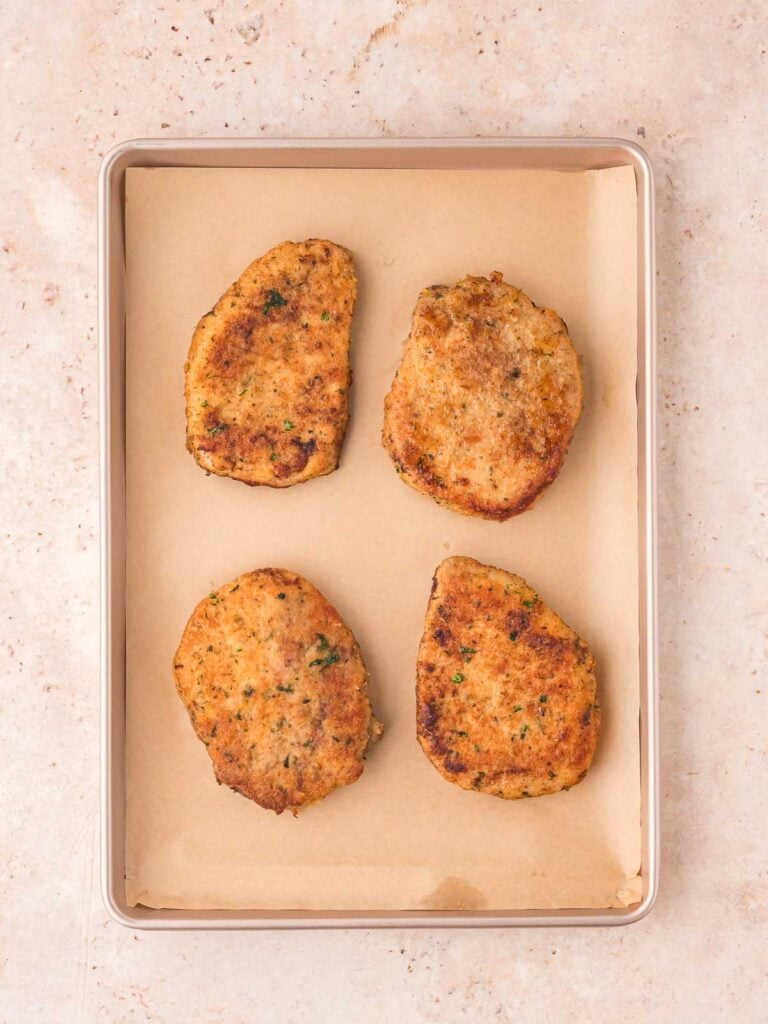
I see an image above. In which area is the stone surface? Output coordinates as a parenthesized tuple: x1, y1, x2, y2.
(0, 1, 766, 1020)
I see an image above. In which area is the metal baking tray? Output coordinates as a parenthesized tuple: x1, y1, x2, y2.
(99, 137, 658, 928)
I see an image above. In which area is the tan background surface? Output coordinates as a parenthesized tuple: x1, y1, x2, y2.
(2, 1, 766, 1021)
(125, 166, 639, 911)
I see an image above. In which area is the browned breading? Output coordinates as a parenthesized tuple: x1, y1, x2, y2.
(383, 273, 583, 520)
(185, 239, 356, 487)
(173, 569, 382, 814)
(416, 556, 600, 799)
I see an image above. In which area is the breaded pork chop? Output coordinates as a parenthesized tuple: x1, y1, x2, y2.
(416, 556, 600, 800)
(185, 239, 356, 487)
(173, 569, 382, 814)
(383, 273, 582, 520)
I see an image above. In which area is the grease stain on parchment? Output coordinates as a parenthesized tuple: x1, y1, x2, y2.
(420, 876, 488, 911)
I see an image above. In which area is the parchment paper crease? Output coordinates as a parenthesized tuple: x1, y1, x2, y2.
(124, 166, 641, 911)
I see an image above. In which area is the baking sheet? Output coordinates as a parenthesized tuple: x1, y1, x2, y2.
(124, 165, 640, 911)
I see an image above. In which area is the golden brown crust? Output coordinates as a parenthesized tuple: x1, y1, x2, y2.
(185, 239, 356, 487)
(173, 569, 382, 814)
(416, 556, 600, 799)
(383, 273, 582, 520)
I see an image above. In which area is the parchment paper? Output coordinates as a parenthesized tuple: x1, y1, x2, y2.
(124, 165, 641, 911)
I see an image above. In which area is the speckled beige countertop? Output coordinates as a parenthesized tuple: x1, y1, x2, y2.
(1, 1, 766, 1021)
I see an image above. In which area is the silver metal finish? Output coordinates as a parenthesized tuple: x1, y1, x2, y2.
(99, 138, 658, 929)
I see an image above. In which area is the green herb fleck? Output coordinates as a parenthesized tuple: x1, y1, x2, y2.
(510, 367, 521, 379)
(201, 400, 209, 408)
(473, 743, 481, 752)
(206, 423, 226, 437)
(276, 683, 294, 693)
(513, 704, 523, 713)
(459, 645, 477, 658)
(208, 592, 219, 604)
(262, 289, 287, 315)
(235, 711, 243, 720)
(302, 697, 311, 704)
(276, 592, 286, 600)
(283, 419, 294, 430)
(270, 451, 277, 462)
(206, 644, 213, 652)
(283, 754, 290, 768)
(321, 310, 330, 321)
(539, 694, 548, 703)
(473, 771, 486, 786)
(548, 770, 556, 779)
(522, 599, 536, 608)
(308, 634, 339, 670)
(243, 686, 254, 697)
(309, 650, 340, 670)
(520, 723, 529, 736)
(451, 672, 464, 684)
(450, 729, 468, 737)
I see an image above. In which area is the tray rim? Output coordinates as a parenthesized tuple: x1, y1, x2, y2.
(99, 136, 658, 929)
